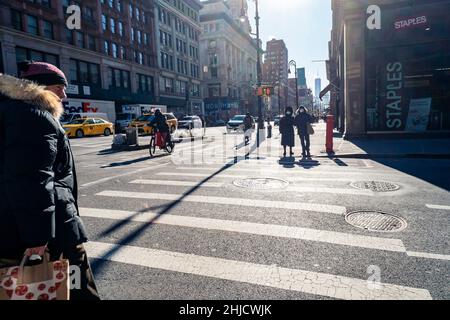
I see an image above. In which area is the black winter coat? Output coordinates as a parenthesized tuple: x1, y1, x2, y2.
(295, 112, 312, 135)
(279, 115, 295, 147)
(0, 74, 88, 256)
(150, 113, 169, 133)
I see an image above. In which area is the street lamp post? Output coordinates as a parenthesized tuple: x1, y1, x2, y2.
(255, 0, 264, 147)
(289, 60, 299, 110)
(241, 0, 263, 147)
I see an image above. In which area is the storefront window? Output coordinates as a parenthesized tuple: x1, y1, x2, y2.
(366, 2, 450, 132)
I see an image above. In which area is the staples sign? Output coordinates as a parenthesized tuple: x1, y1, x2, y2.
(394, 16, 428, 30)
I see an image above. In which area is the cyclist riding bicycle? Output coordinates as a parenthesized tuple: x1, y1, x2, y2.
(149, 109, 173, 148)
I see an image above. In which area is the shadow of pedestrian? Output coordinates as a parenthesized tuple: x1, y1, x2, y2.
(297, 158, 321, 170)
(278, 156, 296, 168)
(90, 141, 263, 274)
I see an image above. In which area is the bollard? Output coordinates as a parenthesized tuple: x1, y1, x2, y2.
(326, 114, 334, 154)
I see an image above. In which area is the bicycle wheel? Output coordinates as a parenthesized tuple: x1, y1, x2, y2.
(149, 136, 156, 157)
(165, 141, 174, 154)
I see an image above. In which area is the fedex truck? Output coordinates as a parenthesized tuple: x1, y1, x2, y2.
(121, 104, 167, 117)
(61, 98, 116, 124)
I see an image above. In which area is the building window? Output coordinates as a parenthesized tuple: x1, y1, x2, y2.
(26, 15, 38, 36)
(104, 41, 109, 55)
(66, 29, 74, 45)
(88, 35, 96, 51)
(120, 46, 126, 59)
(76, 31, 85, 48)
(112, 43, 118, 58)
(108, 67, 130, 89)
(101, 15, 107, 31)
(110, 18, 115, 33)
(84, 7, 94, 21)
(69, 59, 78, 84)
(42, 20, 53, 39)
(79, 61, 89, 83)
(118, 22, 123, 36)
(41, 0, 51, 8)
(16, 47, 59, 73)
(137, 74, 154, 93)
(11, 10, 22, 31)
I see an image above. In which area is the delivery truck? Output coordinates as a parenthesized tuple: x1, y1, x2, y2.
(61, 98, 116, 124)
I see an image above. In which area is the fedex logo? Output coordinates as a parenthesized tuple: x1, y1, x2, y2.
(62, 101, 98, 113)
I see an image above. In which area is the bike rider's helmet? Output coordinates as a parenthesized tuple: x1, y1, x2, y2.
(154, 109, 162, 116)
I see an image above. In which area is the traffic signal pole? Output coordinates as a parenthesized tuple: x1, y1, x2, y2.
(255, 0, 264, 149)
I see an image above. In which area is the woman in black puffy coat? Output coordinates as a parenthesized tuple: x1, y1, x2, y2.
(279, 107, 295, 157)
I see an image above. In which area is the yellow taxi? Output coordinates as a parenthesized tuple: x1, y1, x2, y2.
(128, 113, 178, 135)
(63, 117, 114, 138)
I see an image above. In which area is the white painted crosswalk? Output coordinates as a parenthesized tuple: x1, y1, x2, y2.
(129, 179, 374, 196)
(78, 159, 448, 299)
(96, 190, 347, 215)
(84, 241, 432, 300)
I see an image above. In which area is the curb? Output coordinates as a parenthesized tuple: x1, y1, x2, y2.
(316, 153, 450, 159)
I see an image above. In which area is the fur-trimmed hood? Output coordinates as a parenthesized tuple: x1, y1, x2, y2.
(0, 73, 63, 119)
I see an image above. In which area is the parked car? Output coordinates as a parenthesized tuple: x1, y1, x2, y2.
(214, 119, 226, 127)
(178, 116, 203, 130)
(115, 113, 136, 133)
(63, 117, 114, 138)
(274, 116, 281, 126)
(178, 115, 204, 137)
(128, 112, 178, 135)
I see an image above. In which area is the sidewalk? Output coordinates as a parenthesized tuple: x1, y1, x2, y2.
(309, 122, 450, 159)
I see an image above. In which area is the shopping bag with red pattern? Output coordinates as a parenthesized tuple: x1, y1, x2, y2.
(0, 248, 70, 300)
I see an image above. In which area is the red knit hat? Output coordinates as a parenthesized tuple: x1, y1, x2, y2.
(18, 61, 68, 87)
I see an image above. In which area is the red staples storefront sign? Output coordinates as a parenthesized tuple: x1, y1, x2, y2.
(394, 15, 428, 30)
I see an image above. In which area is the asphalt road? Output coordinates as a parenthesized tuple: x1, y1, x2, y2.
(70, 127, 450, 300)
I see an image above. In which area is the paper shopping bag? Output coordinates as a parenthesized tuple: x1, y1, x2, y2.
(0, 250, 70, 300)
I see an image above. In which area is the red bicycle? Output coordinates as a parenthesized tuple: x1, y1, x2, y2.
(149, 128, 174, 157)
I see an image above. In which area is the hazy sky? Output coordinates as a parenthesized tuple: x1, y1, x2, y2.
(247, 0, 332, 90)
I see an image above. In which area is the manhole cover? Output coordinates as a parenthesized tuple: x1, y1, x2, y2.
(233, 178, 289, 190)
(350, 181, 400, 192)
(345, 211, 407, 232)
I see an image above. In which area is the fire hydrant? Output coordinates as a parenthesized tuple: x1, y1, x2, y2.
(326, 114, 334, 154)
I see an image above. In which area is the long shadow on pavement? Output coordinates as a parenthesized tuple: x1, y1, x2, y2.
(90, 139, 262, 273)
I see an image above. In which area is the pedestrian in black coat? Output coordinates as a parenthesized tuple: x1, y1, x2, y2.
(0, 61, 99, 300)
(279, 107, 295, 157)
(295, 106, 313, 158)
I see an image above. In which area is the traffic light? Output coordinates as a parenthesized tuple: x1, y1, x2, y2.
(255, 86, 274, 97)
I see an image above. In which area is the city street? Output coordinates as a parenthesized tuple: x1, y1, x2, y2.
(72, 124, 450, 300)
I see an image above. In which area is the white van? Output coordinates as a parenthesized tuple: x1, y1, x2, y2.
(60, 112, 109, 124)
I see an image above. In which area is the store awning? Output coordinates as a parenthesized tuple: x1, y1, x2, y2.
(320, 80, 339, 101)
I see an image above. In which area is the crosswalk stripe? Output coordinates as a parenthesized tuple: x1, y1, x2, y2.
(130, 179, 374, 196)
(84, 241, 432, 300)
(79, 208, 406, 252)
(156, 172, 358, 182)
(130, 179, 224, 188)
(172, 166, 393, 176)
(96, 190, 347, 215)
(426, 204, 450, 211)
(406, 251, 450, 261)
